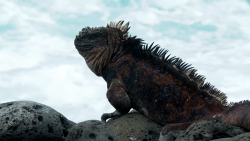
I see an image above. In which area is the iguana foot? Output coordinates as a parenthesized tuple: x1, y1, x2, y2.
(101, 110, 123, 122)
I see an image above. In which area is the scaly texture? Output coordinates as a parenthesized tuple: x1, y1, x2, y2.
(74, 20, 250, 136)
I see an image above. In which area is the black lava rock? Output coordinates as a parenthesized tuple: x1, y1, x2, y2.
(159, 130, 183, 141)
(65, 120, 119, 141)
(0, 101, 75, 141)
(159, 120, 246, 141)
(212, 132, 250, 141)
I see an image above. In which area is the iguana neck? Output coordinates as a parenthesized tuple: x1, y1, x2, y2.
(102, 53, 133, 86)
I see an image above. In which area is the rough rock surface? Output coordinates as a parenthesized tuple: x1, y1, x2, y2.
(0, 101, 75, 141)
(2, 101, 250, 141)
(65, 120, 119, 141)
(212, 132, 250, 141)
(159, 130, 183, 141)
(106, 110, 163, 141)
(159, 120, 247, 141)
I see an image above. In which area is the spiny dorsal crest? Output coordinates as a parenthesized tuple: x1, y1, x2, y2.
(107, 20, 130, 39)
(141, 43, 233, 107)
(76, 21, 234, 107)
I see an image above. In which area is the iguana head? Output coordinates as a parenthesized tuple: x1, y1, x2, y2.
(74, 21, 131, 76)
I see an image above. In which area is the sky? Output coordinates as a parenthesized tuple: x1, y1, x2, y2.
(0, 0, 250, 123)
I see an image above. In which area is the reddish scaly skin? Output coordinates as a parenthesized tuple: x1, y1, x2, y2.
(104, 52, 250, 136)
(74, 21, 250, 138)
(104, 53, 229, 135)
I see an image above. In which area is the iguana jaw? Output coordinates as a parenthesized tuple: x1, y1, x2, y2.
(74, 42, 96, 52)
(74, 27, 110, 76)
(74, 40, 101, 76)
(76, 46, 104, 76)
(76, 49, 103, 76)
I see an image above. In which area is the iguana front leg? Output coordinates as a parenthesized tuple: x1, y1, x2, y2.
(101, 79, 131, 122)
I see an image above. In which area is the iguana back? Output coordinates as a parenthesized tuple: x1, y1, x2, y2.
(74, 21, 250, 136)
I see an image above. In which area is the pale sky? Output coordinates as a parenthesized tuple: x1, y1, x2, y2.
(1, 0, 250, 123)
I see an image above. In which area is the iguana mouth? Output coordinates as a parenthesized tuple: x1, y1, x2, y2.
(74, 41, 96, 51)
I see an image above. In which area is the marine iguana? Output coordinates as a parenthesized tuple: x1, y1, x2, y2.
(74, 20, 250, 137)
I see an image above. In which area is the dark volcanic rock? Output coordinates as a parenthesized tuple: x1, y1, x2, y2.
(159, 120, 246, 141)
(159, 130, 184, 141)
(0, 101, 75, 141)
(65, 120, 119, 141)
(212, 132, 250, 141)
(229, 132, 250, 141)
(106, 110, 162, 141)
(2, 101, 250, 141)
